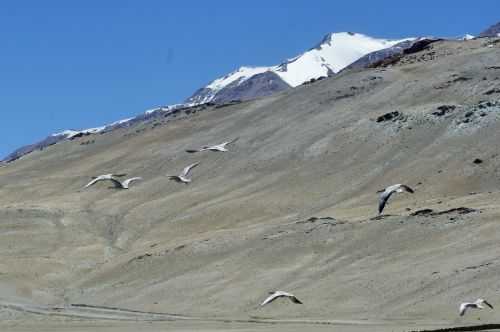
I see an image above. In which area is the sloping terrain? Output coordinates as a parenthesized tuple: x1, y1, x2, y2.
(1, 38, 500, 331)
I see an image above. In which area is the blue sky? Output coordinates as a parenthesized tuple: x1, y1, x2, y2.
(1, 1, 498, 158)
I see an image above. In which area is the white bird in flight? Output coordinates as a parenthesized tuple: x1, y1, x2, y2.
(84, 174, 142, 189)
(378, 183, 415, 214)
(260, 291, 303, 307)
(459, 298, 494, 316)
(186, 138, 239, 153)
(167, 162, 200, 184)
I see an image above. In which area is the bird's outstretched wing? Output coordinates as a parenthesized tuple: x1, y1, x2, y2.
(400, 185, 415, 193)
(260, 293, 281, 306)
(290, 296, 303, 304)
(378, 191, 393, 214)
(122, 177, 142, 188)
(84, 177, 102, 188)
(222, 137, 239, 146)
(459, 303, 469, 316)
(182, 162, 200, 177)
(484, 300, 494, 309)
(84, 175, 110, 188)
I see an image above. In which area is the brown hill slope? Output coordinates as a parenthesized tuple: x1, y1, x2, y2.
(1, 38, 500, 330)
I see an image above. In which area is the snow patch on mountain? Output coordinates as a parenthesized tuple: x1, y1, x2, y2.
(275, 32, 410, 86)
(206, 66, 271, 91)
(186, 32, 412, 104)
(52, 126, 106, 139)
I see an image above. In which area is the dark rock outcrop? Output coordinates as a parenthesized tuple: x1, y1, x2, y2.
(432, 105, 456, 117)
(186, 71, 291, 105)
(344, 38, 441, 71)
(376, 111, 404, 123)
(211, 71, 290, 104)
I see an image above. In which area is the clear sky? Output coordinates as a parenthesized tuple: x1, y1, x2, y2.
(1, 1, 498, 158)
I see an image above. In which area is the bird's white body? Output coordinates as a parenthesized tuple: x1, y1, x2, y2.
(186, 138, 238, 153)
(167, 162, 200, 184)
(378, 183, 415, 214)
(260, 291, 303, 306)
(459, 298, 494, 316)
(203, 143, 230, 152)
(84, 174, 141, 189)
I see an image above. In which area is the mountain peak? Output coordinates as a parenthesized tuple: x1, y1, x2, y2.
(186, 32, 412, 105)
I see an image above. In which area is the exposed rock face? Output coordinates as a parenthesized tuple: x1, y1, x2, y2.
(209, 71, 290, 104)
(344, 38, 441, 71)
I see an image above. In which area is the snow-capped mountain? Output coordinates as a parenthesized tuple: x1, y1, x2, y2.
(4, 32, 412, 162)
(186, 32, 411, 104)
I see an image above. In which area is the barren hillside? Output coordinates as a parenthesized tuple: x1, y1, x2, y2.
(1, 38, 500, 331)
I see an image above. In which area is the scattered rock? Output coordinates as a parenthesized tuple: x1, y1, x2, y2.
(432, 105, 456, 117)
(174, 244, 186, 251)
(434, 76, 471, 89)
(463, 262, 492, 271)
(376, 111, 404, 123)
(484, 88, 500, 95)
(432, 207, 478, 215)
(370, 214, 394, 221)
(409, 207, 478, 217)
(214, 100, 242, 109)
(302, 76, 327, 85)
(410, 209, 434, 216)
(473, 158, 483, 164)
(136, 253, 152, 260)
(298, 216, 336, 224)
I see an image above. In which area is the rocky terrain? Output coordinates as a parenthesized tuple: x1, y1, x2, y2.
(1, 37, 500, 331)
